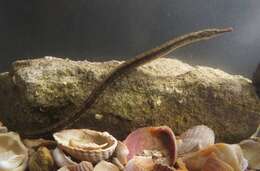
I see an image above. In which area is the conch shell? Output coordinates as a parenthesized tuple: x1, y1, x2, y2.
(123, 126, 177, 166)
(177, 125, 215, 155)
(53, 129, 118, 163)
(182, 143, 248, 171)
(0, 132, 28, 171)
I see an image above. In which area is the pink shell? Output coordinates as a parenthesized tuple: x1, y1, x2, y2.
(123, 126, 177, 165)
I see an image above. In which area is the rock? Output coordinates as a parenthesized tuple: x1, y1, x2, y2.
(0, 57, 259, 142)
(253, 63, 260, 97)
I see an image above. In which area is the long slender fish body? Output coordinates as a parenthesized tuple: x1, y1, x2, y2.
(24, 27, 233, 138)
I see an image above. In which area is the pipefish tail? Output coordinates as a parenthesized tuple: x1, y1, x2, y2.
(24, 27, 233, 137)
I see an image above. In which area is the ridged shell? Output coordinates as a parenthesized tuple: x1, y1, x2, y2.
(58, 161, 93, 171)
(240, 139, 260, 170)
(53, 129, 118, 163)
(29, 146, 54, 171)
(52, 147, 77, 168)
(178, 125, 215, 155)
(0, 132, 28, 171)
(182, 143, 248, 171)
(94, 160, 119, 171)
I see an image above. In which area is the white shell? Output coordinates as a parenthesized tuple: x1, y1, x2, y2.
(0, 132, 28, 171)
(94, 160, 119, 171)
(53, 129, 117, 163)
(178, 125, 215, 155)
(52, 147, 77, 168)
(240, 139, 260, 170)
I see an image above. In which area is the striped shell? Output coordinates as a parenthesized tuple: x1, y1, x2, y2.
(53, 129, 117, 163)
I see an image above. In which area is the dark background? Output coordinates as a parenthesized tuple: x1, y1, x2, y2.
(0, 0, 259, 78)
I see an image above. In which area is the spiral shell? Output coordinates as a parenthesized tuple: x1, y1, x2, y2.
(53, 129, 117, 163)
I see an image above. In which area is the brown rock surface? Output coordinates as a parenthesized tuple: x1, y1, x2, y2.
(0, 57, 259, 142)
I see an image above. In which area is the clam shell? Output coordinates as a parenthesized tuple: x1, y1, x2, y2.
(0, 132, 28, 171)
(58, 161, 93, 171)
(123, 126, 177, 165)
(182, 143, 248, 171)
(53, 129, 118, 163)
(178, 125, 215, 155)
(240, 139, 260, 170)
(52, 147, 77, 168)
(94, 160, 119, 171)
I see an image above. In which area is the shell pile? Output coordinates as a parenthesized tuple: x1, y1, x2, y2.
(0, 120, 259, 171)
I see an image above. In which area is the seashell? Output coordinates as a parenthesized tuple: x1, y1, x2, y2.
(112, 157, 124, 170)
(201, 153, 234, 171)
(52, 147, 77, 168)
(29, 146, 55, 171)
(0, 132, 28, 171)
(174, 159, 189, 171)
(53, 129, 118, 163)
(239, 139, 260, 170)
(182, 143, 248, 171)
(177, 125, 215, 155)
(124, 156, 155, 171)
(114, 141, 129, 165)
(58, 161, 93, 171)
(153, 163, 175, 171)
(23, 138, 57, 149)
(0, 151, 25, 170)
(123, 126, 177, 165)
(94, 160, 119, 171)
